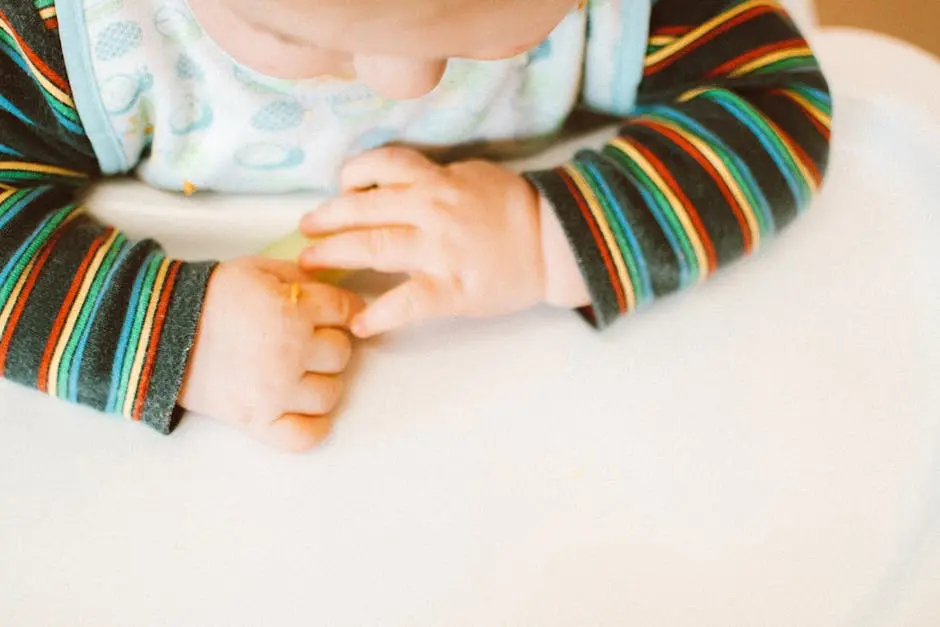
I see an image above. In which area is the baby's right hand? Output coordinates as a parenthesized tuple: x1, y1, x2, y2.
(178, 257, 364, 452)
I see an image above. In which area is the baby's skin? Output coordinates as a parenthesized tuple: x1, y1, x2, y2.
(180, 0, 592, 450)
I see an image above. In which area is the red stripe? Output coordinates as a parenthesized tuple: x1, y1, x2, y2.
(652, 26, 690, 37)
(0, 227, 69, 375)
(628, 139, 719, 273)
(762, 115, 823, 186)
(0, 9, 71, 93)
(45, 18, 58, 30)
(781, 127, 822, 186)
(706, 38, 808, 78)
(37, 231, 111, 392)
(645, 5, 778, 76)
(634, 119, 754, 253)
(769, 89, 832, 141)
(132, 262, 181, 422)
(557, 170, 628, 313)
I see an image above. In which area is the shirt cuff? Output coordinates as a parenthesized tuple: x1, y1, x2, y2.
(137, 260, 216, 434)
(524, 166, 629, 330)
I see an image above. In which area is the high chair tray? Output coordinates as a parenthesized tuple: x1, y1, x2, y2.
(1, 28, 939, 627)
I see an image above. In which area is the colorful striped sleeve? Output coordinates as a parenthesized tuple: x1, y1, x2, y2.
(0, 3, 214, 434)
(524, 0, 832, 328)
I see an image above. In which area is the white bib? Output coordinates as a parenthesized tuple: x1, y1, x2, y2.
(56, 0, 650, 195)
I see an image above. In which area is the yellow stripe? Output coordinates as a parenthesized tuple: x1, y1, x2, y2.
(677, 86, 712, 104)
(563, 166, 637, 311)
(0, 20, 74, 108)
(0, 257, 38, 337)
(676, 86, 818, 191)
(0, 187, 16, 203)
(728, 47, 814, 77)
(0, 209, 82, 339)
(39, 6, 56, 19)
(645, 0, 781, 68)
(776, 89, 831, 129)
(0, 161, 87, 178)
(46, 230, 120, 397)
(645, 117, 762, 247)
(610, 137, 710, 280)
(122, 259, 171, 417)
(649, 35, 676, 46)
(764, 116, 818, 190)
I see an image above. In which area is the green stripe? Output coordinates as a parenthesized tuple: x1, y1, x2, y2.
(115, 254, 161, 407)
(0, 204, 74, 304)
(605, 145, 700, 283)
(702, 89, 810, 205)
(56, 233, 127, 397)
(749, 56, 815, 76)
(648, 111, 773, 237)
(46, 95, 80, 124)
(790, 85, 831, 116)
(577, 165, 647, 303)
(0, 188, 31, 218)
(0, 170, 83, 184)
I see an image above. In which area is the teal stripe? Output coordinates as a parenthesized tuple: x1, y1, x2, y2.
(0, 204, 74, 304)
(0, 187, 45, 230)
(603, 144, 698, 287)
(69, 239, 132, 402)
(113, 254, 161, 414)
(56, 231, 125, 397)
(638, 106, 776, 235)
(579, 161, 653, 305)
(106, 251, 157, 412)
(699, 89, 810, 208)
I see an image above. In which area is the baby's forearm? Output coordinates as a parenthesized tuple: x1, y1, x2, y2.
(527, 0, 832, 328)
(539, 196, 591, 309)
(0, 5, 215, 432)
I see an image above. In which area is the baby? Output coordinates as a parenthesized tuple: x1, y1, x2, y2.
(0, 0, 831, 450)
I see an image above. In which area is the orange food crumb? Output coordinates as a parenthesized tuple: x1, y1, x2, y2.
(183, 180, 197, 196)
(289, 282, 302, 304)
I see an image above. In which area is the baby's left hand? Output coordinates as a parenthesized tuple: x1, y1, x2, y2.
(299, 147, 546, 338)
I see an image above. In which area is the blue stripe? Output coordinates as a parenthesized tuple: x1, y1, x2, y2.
(0, 92, 34, 127)
(0, 39, 30, 75)
(0, 187, 47, 230)
(0, 204, 71, 289)
(582, 159, 654, 304)
(105, 251, 157, 412)
(639, 105, 777, 234)
(52, 109, 84, 135)
(0, 144, 23, 157)
(702, 90, 808, 207)
(605, 147, 694, 288)
(69, 238, 131, 402)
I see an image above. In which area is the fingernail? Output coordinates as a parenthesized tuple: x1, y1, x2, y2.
(350, 319, 368, 338)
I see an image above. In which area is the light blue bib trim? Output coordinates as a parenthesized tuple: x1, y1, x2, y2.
(583, 0, 651, 116)
(55, 0, 128, 175)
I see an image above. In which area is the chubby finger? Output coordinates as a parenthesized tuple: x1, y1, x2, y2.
(300, 187, 423, 236)
(287, 373, 345, 416)
(340, 146, 440, 192)
(295, 283, 365, 327)
(261, 414, 335, 453)
(350, 276, 443, 338)
(300, 227, 427, 274)
(307, 328, 352, 374)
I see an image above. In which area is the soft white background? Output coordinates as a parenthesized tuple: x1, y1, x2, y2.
(1, 26, 939, 627)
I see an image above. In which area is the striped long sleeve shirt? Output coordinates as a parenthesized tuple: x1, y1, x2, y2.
(0, 0, 831, 433)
